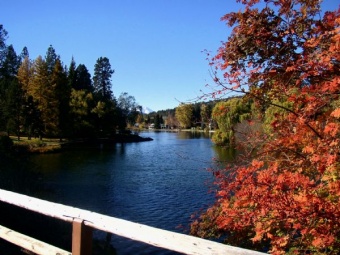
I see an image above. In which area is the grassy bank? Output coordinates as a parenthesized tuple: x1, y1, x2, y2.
(10, 133, 153, 153)
(10, 137, 63, 153)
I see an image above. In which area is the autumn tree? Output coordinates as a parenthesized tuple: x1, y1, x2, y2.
(17, 56, 32, 93)
(165, 112, 179, 129)
(28, 56, 58, 138)
(17, 56, 41, 139)
(191, 1, 340, 254)
(175, 103, 194, 128)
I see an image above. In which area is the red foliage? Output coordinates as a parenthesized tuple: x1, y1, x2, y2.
(191, 1, 340, 254)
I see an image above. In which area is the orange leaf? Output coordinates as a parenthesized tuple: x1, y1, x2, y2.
(302, 145, 314, 154)
(331, 108, 340, 118)
(324, 123, 339, 137)
(312, 238, 322, 247)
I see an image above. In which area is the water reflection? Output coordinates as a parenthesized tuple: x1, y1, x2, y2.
(176, 130, 212, 139)
(11, 131, 234, 254)
(213, 145, 236, 166)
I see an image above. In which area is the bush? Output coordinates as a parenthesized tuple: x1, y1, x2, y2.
(211, 130, 231, 146)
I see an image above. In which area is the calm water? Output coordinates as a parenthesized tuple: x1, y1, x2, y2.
(29, 131, 232, 254)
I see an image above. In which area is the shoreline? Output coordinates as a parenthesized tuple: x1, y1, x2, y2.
(10, 133, 153, 154)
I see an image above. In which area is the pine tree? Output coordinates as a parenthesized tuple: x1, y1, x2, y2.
(0, 25, 8, 67)
(23, 95, 41, 140)
(68, 57, 77, 89)
(0, 45, 20, 79)
(45, 45, 59, 75)
(19, 46, 29, 62)
(93, 57, 114, 101)
(5, 78, 25, 140)
(51, 58, 69, 139)
(75, 64, 92, 92)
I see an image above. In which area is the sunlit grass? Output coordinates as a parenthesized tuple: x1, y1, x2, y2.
(10, 136, 63, 153)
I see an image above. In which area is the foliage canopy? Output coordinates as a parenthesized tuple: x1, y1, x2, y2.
(191, 1, 340, 254)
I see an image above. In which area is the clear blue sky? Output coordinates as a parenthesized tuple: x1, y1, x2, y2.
(1, 0, 339, 111)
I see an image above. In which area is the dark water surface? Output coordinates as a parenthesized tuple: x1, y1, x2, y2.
(23, 131, 230, 254)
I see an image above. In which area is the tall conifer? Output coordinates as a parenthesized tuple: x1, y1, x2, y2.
(93, 57, 114, 101)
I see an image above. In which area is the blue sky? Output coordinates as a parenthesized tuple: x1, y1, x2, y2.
(1, 0, 339, 111)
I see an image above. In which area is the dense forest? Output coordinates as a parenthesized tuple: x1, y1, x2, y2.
(0, 25, 143, 141)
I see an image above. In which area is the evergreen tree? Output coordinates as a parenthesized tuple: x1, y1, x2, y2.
(193, 103, 201, 124)
(19, 46, 29, 62)
(0, 24, 8, 67)
(0, 78, 10, 131)
(75, 64, 92, 92)
(23, 95, 41, 140)
(154, 114, 163, 129)
(0, 26, 10, 132)
(68, 57, 77, 89)
(51, 58, 69, 139)
(0, 45, 20, 78)
(45, 45, 59, 74)
(4, 78, 25, 140)
(93, 57, 114, 101)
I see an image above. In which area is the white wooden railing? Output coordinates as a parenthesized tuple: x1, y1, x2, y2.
(0, 189, 266, 255)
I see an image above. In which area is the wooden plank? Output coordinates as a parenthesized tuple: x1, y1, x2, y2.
(0, 189, 266, 255)
(0, 224, 71, 255)
(72, 218, 93, 255)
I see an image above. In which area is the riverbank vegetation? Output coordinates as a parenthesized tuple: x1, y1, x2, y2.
(190, 1, 340, 254)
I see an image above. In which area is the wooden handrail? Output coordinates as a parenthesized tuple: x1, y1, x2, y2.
(0, 189, 266, 255)
(0, 224, 71, 255)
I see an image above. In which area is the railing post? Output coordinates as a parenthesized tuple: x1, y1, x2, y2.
(72, 218, 93, 255)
